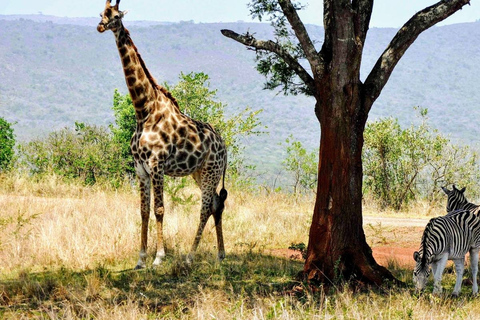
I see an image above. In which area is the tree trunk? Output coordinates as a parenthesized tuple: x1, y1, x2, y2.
(304, 86, 398, 287)
(221, 0, 472, 289)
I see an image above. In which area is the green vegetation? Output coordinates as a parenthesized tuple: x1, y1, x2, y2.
(12, 103, 480, 210)
(19, 122, 128, 187)
(281, 135, 317, 194)
(110, 89, 136, 176)
(0, 117, 15, 172)
(363, 108, 480, 210)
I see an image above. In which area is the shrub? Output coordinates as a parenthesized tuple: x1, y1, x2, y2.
(0, 117, 16, 172)
(363, 108, 480, 210)
(19, 122, 128, 187)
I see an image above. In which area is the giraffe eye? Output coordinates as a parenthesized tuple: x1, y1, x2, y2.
(114, 15, 120, 19)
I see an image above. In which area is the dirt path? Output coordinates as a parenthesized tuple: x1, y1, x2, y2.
(271, 216, 430, 268)
(364, 216, 429, 228)
(364, 215, 429, 267)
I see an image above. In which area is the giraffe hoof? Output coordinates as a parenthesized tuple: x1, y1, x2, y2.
(186, 253, 194, 265)
(217, 252, 225, 262)
(152, 258, 163, 267)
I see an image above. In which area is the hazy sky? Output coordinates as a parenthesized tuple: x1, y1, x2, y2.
(1, 0, 479, 28)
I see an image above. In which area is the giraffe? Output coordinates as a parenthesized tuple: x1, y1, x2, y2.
(97, 0, 228, 269)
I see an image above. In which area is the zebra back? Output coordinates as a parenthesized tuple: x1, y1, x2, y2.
(442, 185, 480, 215)
(417, 209, 478, 268)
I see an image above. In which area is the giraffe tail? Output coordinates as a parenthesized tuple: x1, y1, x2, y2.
(213, 169, 228, 226)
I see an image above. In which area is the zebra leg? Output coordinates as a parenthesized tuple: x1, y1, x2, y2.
(433, 255, 449, 295)
(452, 258, 465, 297)
(431, 261, 438, 278)
(470, 248, 479, 295)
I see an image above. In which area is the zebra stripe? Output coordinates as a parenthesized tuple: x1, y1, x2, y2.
(442, 185, 480, 215)
(413, 209, 480, 295)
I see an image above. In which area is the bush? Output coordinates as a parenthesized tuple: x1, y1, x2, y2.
(19, 122, 128, 187)
(363, 108, 480, 210)
(168, 72, 265, 184)
(0, 117, 16, 172)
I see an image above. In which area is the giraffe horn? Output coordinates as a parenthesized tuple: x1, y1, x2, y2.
(115, 0, 121, 8)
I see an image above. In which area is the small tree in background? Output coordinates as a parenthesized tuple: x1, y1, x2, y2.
(110, 89, 136, 176)
(0, 117, 16, 172)
(281, 135, 317, 194)
(166, 72, 264, 183)
(363, 108, 480, 210)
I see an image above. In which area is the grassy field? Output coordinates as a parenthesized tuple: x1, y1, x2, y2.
(2, 174, 480, 319)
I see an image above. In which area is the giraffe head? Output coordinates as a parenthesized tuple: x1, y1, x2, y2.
(97, 0, 128, 33)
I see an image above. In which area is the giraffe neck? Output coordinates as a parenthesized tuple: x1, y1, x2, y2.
(113, 24, 160, 121)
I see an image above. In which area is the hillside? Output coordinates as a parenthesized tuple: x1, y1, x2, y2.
(1, 15, 480, 181)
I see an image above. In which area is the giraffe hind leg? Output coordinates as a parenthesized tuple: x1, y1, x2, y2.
(213, 188, 228, 261)
(188, 191, 213, 263)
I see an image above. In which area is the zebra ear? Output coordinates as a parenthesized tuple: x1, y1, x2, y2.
(441, 186, 450, 194)
(460, 187, 466, 193)
(413, 251, 421, 262)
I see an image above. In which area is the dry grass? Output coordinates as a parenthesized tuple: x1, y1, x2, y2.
(0, 173, 313, 275)
(2, 174, 480, 319)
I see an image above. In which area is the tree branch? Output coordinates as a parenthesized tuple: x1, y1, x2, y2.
(278, 0, 324, 76)
(352, 0, 373, 44)
(363, 0, 471, 112)
(221, 29, 316, 94)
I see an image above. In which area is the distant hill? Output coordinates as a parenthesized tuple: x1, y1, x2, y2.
(1, 15, 480, 183)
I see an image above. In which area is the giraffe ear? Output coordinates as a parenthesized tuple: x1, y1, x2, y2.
(121, 10, 129, 17)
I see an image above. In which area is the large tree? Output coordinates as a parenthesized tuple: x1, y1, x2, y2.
(222, 0, 473, 286)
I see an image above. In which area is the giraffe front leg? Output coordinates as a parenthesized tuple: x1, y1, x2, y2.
(152, 170, 166, 267)
(152, 205, 166, 267)
(135, 175, 151, 270)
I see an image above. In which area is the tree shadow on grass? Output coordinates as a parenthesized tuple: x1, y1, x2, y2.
(0, 252, 305, 317)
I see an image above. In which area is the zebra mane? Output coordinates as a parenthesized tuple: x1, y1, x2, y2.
(420, 218, 436, 268)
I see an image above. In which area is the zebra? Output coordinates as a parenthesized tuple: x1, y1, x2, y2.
(442, 185, 480, 215)
(413, 209, 480, 296)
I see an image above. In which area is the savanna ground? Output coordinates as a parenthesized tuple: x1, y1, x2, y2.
(1, 174, 480, 319)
